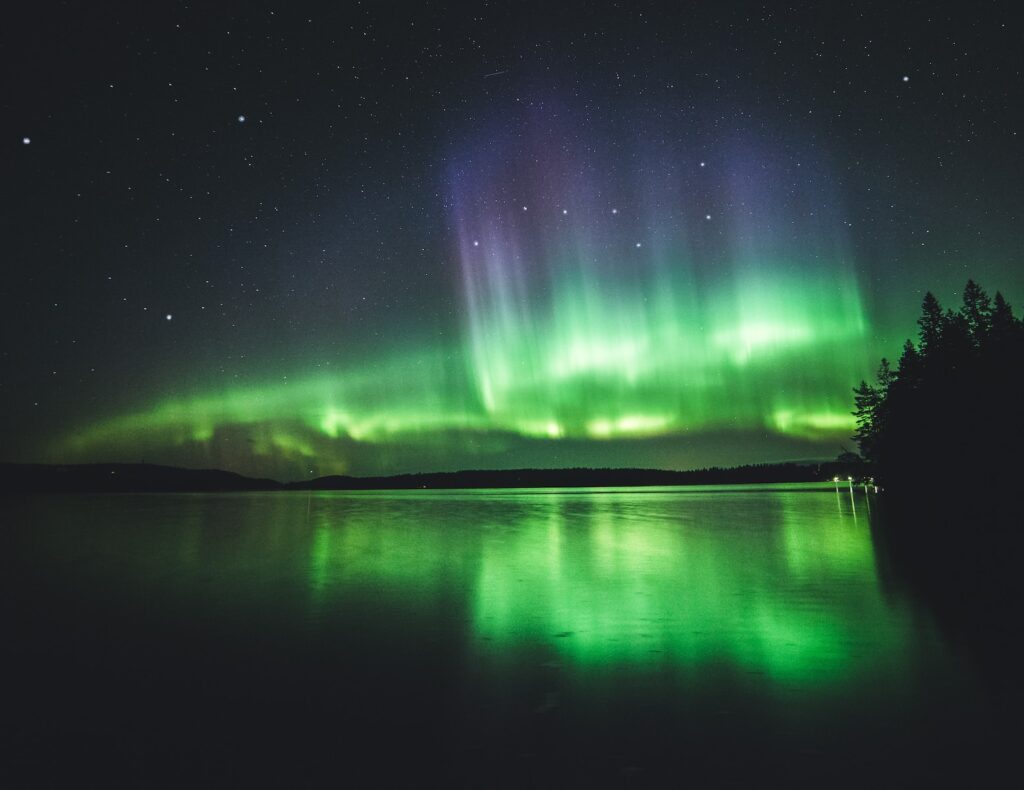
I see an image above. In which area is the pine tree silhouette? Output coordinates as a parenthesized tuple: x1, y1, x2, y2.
(852, 281, 1023, 525)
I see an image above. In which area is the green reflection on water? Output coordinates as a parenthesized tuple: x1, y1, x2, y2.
(307, 488, 913, 686)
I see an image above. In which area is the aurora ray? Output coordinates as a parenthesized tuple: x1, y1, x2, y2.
(54, 104, 872, 479)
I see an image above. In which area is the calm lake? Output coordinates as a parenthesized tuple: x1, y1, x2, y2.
(0, 487, 1008, 785)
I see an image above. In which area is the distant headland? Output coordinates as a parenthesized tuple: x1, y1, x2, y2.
(0, 460, 867, 495)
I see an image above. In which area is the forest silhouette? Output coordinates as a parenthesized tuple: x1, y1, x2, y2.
(853, 279, 1023, 516)
(854, 280, 1022, 715)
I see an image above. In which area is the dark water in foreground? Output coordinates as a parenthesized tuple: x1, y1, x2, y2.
(0, 488, 1008, 785)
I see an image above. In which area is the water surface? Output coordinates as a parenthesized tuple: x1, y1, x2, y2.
(0, 488, 1003, 785)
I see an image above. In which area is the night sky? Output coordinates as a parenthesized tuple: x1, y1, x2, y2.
(3, 1, 1021, 480)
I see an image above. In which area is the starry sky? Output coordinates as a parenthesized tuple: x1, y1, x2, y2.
(3, 1, 1021, 480)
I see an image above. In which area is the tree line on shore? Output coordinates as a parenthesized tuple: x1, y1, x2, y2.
(852, 279, 1023, 515)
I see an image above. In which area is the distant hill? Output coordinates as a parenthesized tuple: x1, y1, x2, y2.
(0, 463, 282, 494)
(289, 461, 864, 490)
(0, 460, 867, 494)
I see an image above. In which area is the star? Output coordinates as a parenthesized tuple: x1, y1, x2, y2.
(165, 314, 173, 321)
(472, 240, 479, 246)
(699, 161, 706, 167)
(237, 115, 246, 122)
(611, 208, 618, 214)
(901, 76, 909, 83)
(561, 209, 568, 215)
(705, 214, 712, 220)
(22, 137, 31, 145)
(635, 242, 642, 248)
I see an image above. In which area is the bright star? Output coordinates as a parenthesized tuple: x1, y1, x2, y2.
(611, 208, 618, 214)
(473, 240, 479, 247)
(705, 214, 712, 220)
(901, 75, 909, 82)
(22, 137, 30, 145)
(562, 209, 568, 215)
(165, 314, 173, 321)
(635, 242, 642, 248)
(699, 161, 705, 167)
(238, 115, 246, 122)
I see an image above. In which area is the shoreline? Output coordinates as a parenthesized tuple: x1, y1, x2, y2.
(0, 461, 870, 494)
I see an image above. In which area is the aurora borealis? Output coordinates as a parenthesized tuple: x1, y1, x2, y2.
(5, 2, 1021, 480)
(450, 112, 869, 443)
(3, 5, 1020, 782)
(57, 113, 873, 479)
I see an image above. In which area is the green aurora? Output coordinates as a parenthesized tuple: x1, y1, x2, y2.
(53, 114, 878, 479)
(57, 265, 869, 478)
